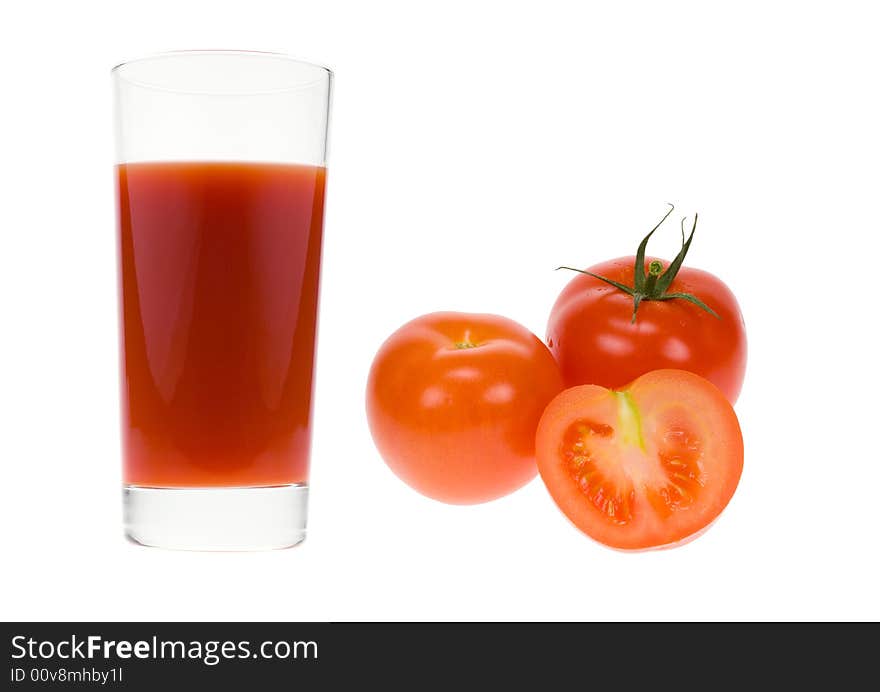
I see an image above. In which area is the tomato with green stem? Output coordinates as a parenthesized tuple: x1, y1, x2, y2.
(548, 205, 747, 403)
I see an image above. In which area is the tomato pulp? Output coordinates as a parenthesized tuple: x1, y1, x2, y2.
(536, 370, 744, 550)
(117, 162, 326, 487)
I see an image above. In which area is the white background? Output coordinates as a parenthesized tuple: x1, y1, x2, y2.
(1, 0, 878, 622)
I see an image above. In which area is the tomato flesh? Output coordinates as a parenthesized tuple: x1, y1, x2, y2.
(560, 419, 634, 524)
(536, 370, 743, 550)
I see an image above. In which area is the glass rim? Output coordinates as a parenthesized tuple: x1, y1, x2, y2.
(111, 50, 333, 96)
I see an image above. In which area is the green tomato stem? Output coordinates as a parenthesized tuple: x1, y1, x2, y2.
(558, 206, 720, 323)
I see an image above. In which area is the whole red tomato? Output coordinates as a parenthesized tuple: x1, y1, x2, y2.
(366, 312, 564, 504)
(547, 208, 747, 402)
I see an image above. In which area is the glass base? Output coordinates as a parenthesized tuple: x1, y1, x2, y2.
(123, 484, 308, 551)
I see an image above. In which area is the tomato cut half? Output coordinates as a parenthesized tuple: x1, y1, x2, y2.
(535, 369, 743, 550)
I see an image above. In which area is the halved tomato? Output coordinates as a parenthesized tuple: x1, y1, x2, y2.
(535, 369, 743, 550)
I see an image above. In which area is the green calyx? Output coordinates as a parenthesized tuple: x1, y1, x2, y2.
(558, 204, 720, 323)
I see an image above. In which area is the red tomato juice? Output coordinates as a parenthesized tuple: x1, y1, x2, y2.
(116, 162, 326, 487)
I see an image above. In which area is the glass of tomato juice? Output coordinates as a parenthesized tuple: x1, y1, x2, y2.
(113, 52, 331, 550)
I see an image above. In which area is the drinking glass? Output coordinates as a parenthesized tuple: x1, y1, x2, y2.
(113, 51, 332, 549)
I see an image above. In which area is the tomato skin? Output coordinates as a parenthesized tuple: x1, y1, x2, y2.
(366, 312, 564, 504)
(535, 370, 744, 550)
(547, 256, 747, 403)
